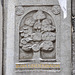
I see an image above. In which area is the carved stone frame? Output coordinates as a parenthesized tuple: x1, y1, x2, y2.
(15, 6, 61, 62)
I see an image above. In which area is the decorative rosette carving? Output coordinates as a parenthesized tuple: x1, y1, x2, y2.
(16, 6, 24, 16)
(52, 6, 60, 15)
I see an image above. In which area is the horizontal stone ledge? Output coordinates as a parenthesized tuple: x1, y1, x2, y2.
(16, 0, 59, 6)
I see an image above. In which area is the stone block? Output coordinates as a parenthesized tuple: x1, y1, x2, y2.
(4, 0, 72, 75)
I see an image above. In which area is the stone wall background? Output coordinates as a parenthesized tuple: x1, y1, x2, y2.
(72, 0, 75, 75)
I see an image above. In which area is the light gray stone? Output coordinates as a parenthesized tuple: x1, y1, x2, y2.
(4, 0, 15, 75)
(3, 0, 72, 75)
(60, 0, 72, 75)
(0, 0, 2, 75)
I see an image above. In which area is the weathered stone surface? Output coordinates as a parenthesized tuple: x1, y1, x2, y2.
(52, 6, 60, 15)
(16, 6, 24, 16)
(72, 18, 75, 75)
(72, 0, 75, 16)
(4, 0, 72, 75)
(40, 41, 54, 51)
(72, 32, 75, 75)
(0, 0, 2, 75)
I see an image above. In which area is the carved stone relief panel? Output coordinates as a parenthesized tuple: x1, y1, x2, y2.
(15, 5, 61, 62)
(18, 9, 57, 60)
(4, 0, 71, 74)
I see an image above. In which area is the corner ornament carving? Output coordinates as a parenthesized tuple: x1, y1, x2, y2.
(52, 6, 60, 15)
(19, 10, 56, 59)
(16, 6, 24, 16)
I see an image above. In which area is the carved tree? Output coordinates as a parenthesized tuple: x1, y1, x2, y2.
(19, 10, 56, 60)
